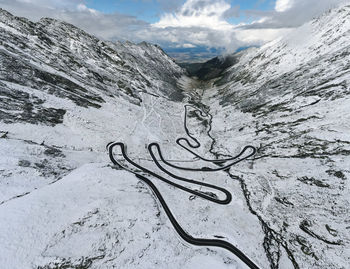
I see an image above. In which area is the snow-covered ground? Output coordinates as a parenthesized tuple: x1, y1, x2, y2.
(1, 163, 240, 269)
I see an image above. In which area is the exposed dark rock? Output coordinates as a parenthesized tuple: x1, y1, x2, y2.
(18, 160, 31, 167)
(180, 54, 238, 81)
(297, 176, 330, 188)
(37, 255, 105, 269)
(326, 170, 346, 180)
(0, 85, 66, 126)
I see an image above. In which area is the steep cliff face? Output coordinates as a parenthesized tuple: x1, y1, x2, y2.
(0, 3, 349, 269)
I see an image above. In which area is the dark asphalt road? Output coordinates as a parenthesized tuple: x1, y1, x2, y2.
(107, 104, 260, 269)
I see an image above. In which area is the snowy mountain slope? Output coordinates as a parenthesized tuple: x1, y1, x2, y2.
(215, 3, 350, 92)
(0, 7, 187, 203)
(201, 3, 350, 269)
(1, 164, 247, 269)
(0, 8, 184, 104)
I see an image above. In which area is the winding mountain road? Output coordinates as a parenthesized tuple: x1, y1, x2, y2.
(107, 104, 260, 269)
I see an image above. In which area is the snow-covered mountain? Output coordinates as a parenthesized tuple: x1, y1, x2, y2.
(0, 6, 187, 200)
(201, 3, 350, 269)
(0, 3, 349, 269)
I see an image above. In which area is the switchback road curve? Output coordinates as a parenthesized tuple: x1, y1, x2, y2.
(107, 105, 260, 269)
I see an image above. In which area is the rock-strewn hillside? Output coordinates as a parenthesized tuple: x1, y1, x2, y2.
(0, 7, 188, 201)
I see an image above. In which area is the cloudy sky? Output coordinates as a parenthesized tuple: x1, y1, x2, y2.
(0, 0, 344, 61)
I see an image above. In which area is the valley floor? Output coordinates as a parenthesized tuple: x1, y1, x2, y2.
(0, 79, 267, 269)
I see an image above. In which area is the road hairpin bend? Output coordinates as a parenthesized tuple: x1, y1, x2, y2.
(107, 105, 260, 269)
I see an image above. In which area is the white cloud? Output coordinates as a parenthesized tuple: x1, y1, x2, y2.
(235, 28, 292, 44)
(149, 0, 306, 52)
(153, 0, 233, 30)
(275, 0, 294, 12)
(182, 43, 196, 48)
(148, 0, 245, 53)
(76, 4, 97, 14)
